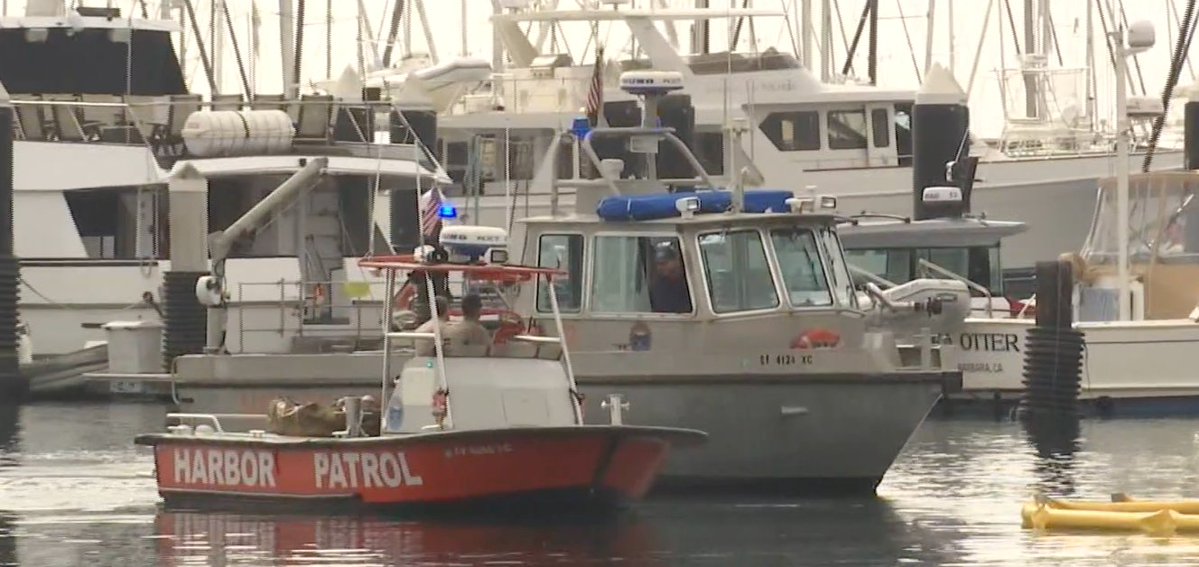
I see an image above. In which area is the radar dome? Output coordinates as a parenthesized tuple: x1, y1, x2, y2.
(619, 71, 684, 96)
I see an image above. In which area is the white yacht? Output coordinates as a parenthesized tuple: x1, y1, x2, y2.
(3, 1, 445, 393)
(418, 3, 1182, 278)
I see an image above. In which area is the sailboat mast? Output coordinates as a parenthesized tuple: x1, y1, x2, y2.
(280, 0, 296, 98)
(801, 0, 812, 69)
(694, 0, 710, 55)
(1023, 0, 1038, 118)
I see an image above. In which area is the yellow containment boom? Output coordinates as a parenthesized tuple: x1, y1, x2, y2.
(1022, 495, 1199, 536)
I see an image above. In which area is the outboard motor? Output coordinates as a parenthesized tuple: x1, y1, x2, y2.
(862, 278, 971, 370)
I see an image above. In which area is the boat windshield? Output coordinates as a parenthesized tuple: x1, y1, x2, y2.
(1082, 174, 1199, 264)
(697, 230, 779, 313)
(769, 228, 833, 307)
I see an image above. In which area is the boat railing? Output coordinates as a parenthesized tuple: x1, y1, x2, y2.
(849, 265, 897, 289)
(384, 331, 564, 360)
(165, 412, 272, 435)
(8, 96, 444, 171)
(230, 279, 389, 354)
(916, 258, 994, 318)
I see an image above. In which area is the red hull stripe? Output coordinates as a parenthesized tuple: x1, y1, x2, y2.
(150, 430, 681, 505)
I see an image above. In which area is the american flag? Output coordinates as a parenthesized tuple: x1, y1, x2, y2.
(418, 187, 445, 240)
(585, 45, 605, 127)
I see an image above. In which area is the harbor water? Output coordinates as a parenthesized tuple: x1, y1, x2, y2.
(4, 402, 1199, 565)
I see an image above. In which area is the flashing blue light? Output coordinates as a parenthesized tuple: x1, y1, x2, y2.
(438, 204, 458, 219)
(571, 117, 592, 139)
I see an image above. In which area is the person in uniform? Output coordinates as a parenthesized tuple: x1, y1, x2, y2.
(413, 295, 449, 356)
(648, 243, 692, 313)
(443, 293, 490, 348)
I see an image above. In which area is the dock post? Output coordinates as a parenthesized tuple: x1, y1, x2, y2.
(0, 83, 24, 401)
(912, 63, 972, 220)
(163, 164, 211, 371)
(1186, 82, 1199, 170)
(1019, 259, 1084, 418)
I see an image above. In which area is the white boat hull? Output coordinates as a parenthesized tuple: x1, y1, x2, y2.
(946, 318, 1199, 409)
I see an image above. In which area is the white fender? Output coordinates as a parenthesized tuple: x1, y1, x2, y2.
(195, 275, 224, 307)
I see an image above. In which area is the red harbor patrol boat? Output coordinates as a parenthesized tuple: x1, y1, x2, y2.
(135, 245, 706, 511)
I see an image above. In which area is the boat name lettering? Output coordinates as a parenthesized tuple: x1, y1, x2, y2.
(959, 362, 1005, 374)
(758, 354, 814, 366)
(941, 333, 1020, 353)
(172, 447, 277, 488)
(443, 443, 514, 459)
(313, 451, 424, 490)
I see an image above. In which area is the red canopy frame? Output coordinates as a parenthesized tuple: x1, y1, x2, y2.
(358, 255, 565, 282)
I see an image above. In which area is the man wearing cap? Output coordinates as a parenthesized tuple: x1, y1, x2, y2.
(649, 244, 692, 313)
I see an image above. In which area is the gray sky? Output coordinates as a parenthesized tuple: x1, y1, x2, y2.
(5, 0, 1189, 136)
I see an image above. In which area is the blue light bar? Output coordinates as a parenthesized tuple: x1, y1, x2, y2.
(438, 204, 458, 219)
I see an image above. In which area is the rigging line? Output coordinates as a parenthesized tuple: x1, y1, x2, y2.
(893, 0, 922, 82)
(1044, 7, 1063, 66)
(1000, 0, 1022, 55)
(220, 0, 253, 98)
(180, 0, 217, 93)
(1170, 0, 1198, 81)
(294, 0, 306, 96)
(1143, 0, 1198, 172)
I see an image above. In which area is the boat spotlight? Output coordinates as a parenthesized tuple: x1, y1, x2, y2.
(785, 197, 815, 213)
(675, 196, 700, 217)
(819, 195, 838, 209)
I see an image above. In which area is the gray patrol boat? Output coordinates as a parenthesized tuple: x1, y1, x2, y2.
(93, 70, 963, 495)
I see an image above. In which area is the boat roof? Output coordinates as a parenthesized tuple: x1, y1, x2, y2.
(0, 15, 181, 33)
(170, 155, 450, 184)
(838, 217, 1027, 249)
(519, 211, 842, 228)
(359, 256, 565, 280)
(492, 8, 782, 24)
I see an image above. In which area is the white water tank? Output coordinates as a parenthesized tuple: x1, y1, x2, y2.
(181, 110, 295, 157)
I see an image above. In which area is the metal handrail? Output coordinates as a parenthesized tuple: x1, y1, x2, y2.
(916, 258, 994, 318)
(231, 278, 389, 353)
(848, 265, 897, 289)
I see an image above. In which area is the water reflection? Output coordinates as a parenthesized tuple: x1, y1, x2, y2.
(641, 496, 961, 566)
(1022, 414, 1083, 496)
(0, 401, 19, 468)
(152, 507, 662, 566)
(0, 512, 15, 567)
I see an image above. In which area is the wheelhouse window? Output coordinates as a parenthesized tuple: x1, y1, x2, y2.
(871, 108, 891, 148)
(818, 228, 857, 307)
(845, 245, 1004, 296)
(64, 188, 167, 260)
(770, 228, 833, 307)
(536, 234, 584, 313)
(698, 230, 779, 313)
(827, 109, 868, 150)
(759, 111, 821, 151)
(844, 248, 913, 286)
(696, 131, 726, 175)
(591, 235, 692, 314)
(894, 102, 913, 164)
